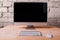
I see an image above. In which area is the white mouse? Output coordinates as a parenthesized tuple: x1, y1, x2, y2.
(45, 33, 53, 39)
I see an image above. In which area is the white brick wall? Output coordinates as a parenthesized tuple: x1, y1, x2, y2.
(17, 0, 39, 2)
(0, 17, 13, 22)
(48, 1, 60, 8)
(48, 18, 57, 26)
(9, 7, 13, 12)
(0, 0, 60, 27)
(0, 0, 7, 1)
(8, 0, 17, 2)
(3, 22, 14, 27)
(0, 23, 3, 28)
(0, 7, 7, 12)
(17, 0, 30, 2)
(3, 2, 12, 7)
(50, 0, 60, 1)
(48, 11, 55, 18)
(57, 18, 60, 23)
(3, 13, 13, 18)
(0, 13, 1, 17)
(0, 18, 8, 22)
(50, 8, 60, 13)
(0, 2, 2, 7)
(39, 0, 48, 2)
(7, 17, 13, 22)
(48, 8, 60, 18)
(50, 8, 60, 17)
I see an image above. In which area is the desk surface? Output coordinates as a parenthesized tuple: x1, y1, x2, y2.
(0, 25, 60, 40)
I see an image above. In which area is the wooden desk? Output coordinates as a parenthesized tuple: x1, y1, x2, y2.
(0, 25, 60, 40)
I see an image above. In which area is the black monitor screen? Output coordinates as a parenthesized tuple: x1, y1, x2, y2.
(14, 2, 47, 22)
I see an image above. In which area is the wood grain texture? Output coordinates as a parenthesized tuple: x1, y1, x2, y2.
(0, 25, 60, 40)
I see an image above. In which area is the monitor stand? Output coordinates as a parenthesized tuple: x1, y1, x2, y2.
(26, 25, 35, 29)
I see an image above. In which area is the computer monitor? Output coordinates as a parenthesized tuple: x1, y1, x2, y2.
(14, 2, 47, 27)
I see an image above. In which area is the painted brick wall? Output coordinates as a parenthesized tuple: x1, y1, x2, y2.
(0, 0, 60, 27)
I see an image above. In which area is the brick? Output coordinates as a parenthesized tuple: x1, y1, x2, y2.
(4, 22, 14, 27)
(0, 18, 8, 22)
(48, 18, 57, 23)
(48, 8, 57, 18)
(3, 2, 12, 7)
(56, 18, 60, 27)
(29, 0, 38, 2)
(17, 0, 29, 2)
(17, 0, 38, 2)
(0, 2, 2, 7)
(0, 7, 7, 12)
(48, 18, 57, 26)
(0, 23, 4, 28)
(8, 0, 17, 2)
(48, 12, 55, 18)
(50, 8, 60, 17)
(48, 8, 60, 18)
(48, 2, 54, 8)
(0, 0, 7, 1)
(7, 18, 13, 22)
(9, 7, 13, 12)
(48, 2, 60, 8)
(50, 0, 60, 1)
(56, 18, 60, 22)
(0, 13, 1, 17)
(39, 0, 48, 2)
(3, 13, 13, 18)
(50, 8, 60, 13)
(0, 17, 13, 22)
(56, 23, 60, 27)
(55, 13, 60, 17)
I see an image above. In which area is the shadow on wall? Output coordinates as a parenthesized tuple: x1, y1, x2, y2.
(0, 22, 60, 28)
(0, 23, 14, 28)
(0, 23, 4, 28)
(48, 18, 60, 28)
